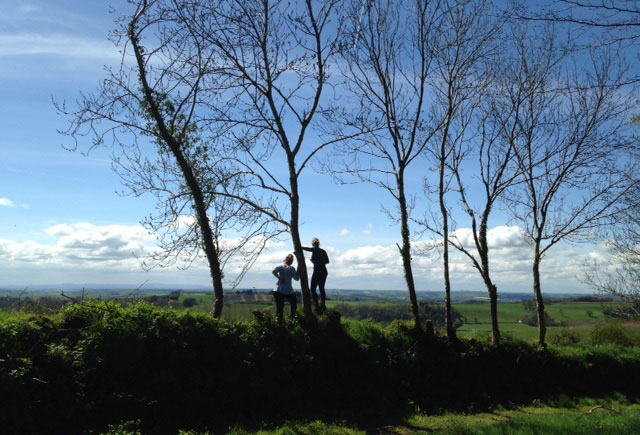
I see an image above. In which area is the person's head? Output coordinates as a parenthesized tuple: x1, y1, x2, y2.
(284, 253, 295, 266)
(311, 237, 320, 247)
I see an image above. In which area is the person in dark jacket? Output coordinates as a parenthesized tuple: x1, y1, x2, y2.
(302, 238, 329, 313)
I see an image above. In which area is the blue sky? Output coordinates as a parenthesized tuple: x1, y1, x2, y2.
(0, 1, 614, 294)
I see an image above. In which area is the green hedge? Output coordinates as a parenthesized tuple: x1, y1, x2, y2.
(1, 302, 639, 435)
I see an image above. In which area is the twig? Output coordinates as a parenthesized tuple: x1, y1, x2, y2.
(60, 291, 82, 304)
(586, 405, 619, 415)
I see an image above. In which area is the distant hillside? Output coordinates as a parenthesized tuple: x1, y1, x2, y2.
(0, 285, 594, 303)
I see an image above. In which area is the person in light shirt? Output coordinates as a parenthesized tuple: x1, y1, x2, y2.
(272, 253, 299, 324)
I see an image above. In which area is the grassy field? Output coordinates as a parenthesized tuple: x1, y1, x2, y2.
(454, 301, 607, 341)
(101, 397, 639, 434)
(169, 294, 638, 342)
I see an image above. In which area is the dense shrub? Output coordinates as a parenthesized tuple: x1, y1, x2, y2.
(590, 320, 635, 346)
(331, 301, 464, 329)
(181, 297, 198, 308)
(1, 302, 639, 435)
(549, 329, 581, 346)
(520, 310, 563, 327)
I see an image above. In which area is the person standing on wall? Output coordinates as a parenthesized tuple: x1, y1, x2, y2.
(302, 238, 330, 314)
(272, 253, 299, 324)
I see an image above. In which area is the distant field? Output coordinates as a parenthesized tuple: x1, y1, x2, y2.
(454, 301, 610, 340)
(171, 295, 636, 342)
(3, 290, 637, 343)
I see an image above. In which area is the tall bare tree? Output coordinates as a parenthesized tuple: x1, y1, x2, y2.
(500, 22, 637, 346)
(581, 156, 640, 318)
(422, 0, 503, 341)
(167, 0, 343, 319)
(58, 0, 276, 317)
(447, 59, 521, 345)
(322, 0, 444, 329)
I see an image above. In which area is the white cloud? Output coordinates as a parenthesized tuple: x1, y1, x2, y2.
(340, 228, 351, 237)
(0, 33, 120, 59)
(0, 222, 611, 293)
(0, 222, 155, 267)
(0, 198, 16, 208)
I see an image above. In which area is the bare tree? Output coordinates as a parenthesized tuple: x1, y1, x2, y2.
(582, 166, 640, 318)
(322, 0, 444, 330)
(511, 1, 640, 87)
(58, 0, 277, 317)
(500, 22, 637, 346)
(446, 55, 522, 345)
(524, 1, 640, 43)
(167, 0, 344, 319)
(422, 0, 503, 341)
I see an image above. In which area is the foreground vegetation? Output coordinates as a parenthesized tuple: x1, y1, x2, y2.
(102, 397, 640, 434)
(1, 301, 639, 434)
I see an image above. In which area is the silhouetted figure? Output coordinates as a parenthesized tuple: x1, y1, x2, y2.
(272, 253, 299, 324)
(302, 238, 329, 313)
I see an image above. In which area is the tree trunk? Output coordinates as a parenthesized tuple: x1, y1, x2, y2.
(478, 218, 500, 345)
(129, 24, 225, 318)
(488, 283, 500, 344)
(533, 245, 546, 347)
(165, 149, 224, 318)
(398, 174, 421, 330)
(288, 161, 313, 320)
(440, 163, 457, 342)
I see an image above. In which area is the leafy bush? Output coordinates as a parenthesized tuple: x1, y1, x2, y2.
(520, 310, 561, 327)
(2, 302, 640, 435)
(549, 329, 581, 346)
(330, 301, 464, 329)
(181, 297, 198, 308)
(590, 320, 634, 346)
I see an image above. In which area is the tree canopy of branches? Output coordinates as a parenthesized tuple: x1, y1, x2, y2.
(323, 0, 445, 329)
(58, 0, 279, 317)
(582, 169, 640, 319)
(499, 22, 637, 346)
(165, 0, 344, 319)
(422, 0, 505, 341)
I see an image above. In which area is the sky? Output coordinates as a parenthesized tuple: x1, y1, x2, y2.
(0, 0, 618, 295)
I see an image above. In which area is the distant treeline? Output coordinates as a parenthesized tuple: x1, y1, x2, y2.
(332, 301, 464, 329)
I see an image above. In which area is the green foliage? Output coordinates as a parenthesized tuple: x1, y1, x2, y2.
(590, 320, 635, 346)
(329, 301, 464, 329)
(181, 297, 198, 308)
(549, 329, 581, 346)
(2, 302, 640, 435)
(603, 300, 640, 320)
(520, 310, 560, 327)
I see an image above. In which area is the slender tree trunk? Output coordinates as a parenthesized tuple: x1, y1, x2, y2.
(129, 22, 224, 318)
(439, 154, 457, 341)
(478, 218, 500, 345)
(533, 243, 546, 347)
(398, 173, 421, 330)
(162, 143, 225, 318)
(288, 161, 313, 319)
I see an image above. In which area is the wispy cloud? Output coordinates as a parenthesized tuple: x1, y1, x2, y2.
(18, 4, 40, 14)
(0, 33, 120, 59)
(340, 228, 351, 237)
(0, 198, 16, 208)
(363, 224, 373, 236)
